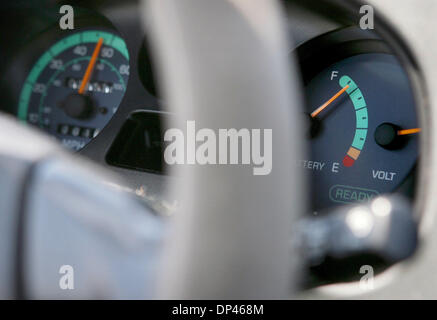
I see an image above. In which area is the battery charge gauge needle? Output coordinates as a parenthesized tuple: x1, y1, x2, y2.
(311, 85, 349, 118)
(306, 84, 350, 139)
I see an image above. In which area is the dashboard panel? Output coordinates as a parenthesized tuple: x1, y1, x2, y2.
(0, 0, 424, 287)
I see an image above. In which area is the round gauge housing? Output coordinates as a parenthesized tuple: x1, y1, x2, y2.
(304, 53, 418, 211)
(17, 29, 130, 151)
(298, 29, 420, 213)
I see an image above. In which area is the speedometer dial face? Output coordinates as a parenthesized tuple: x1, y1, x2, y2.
(304, 53, 419, 212)
(18, 30, 130, 151)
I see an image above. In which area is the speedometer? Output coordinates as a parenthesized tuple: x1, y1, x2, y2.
(18, 29, 130, 151)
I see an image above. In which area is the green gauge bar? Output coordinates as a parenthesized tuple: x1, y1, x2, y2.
(339, 75, 368, 167)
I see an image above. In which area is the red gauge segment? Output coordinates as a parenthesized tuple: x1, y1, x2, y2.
(342, 155, 355, 167)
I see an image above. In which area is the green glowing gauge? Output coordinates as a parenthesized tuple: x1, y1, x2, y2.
(305, 53, 419, 211)
(338, 75, 368, 167)
(18, 30, 130, 151)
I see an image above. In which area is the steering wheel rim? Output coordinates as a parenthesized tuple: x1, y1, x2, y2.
(144, 0, 305, 299)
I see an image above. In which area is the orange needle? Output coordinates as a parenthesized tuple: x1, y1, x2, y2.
(397, 128, 421, 136)
(311, 85, 349, 118)
(78, 37, 104, 94)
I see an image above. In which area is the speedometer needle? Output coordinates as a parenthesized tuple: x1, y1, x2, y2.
(310, 85, 349, 118)
(78, 37, 104, 95)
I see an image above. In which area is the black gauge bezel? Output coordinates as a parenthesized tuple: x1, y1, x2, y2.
(289, 0, 427, 286)
(290, 0, 428, 225)
(298, 37, 392, 84)
(295, 26, 418, 211)
(0, 6, 130, 148)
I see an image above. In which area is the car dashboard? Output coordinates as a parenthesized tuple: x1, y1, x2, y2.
(0, 0, 427, 296)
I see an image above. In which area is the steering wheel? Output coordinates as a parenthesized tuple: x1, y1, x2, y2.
(143, 0, 305, 299)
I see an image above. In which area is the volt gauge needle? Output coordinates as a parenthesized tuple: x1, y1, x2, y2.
(398, 128, 421, 136)
(311, 85, 349, 118)
(78, 37, 104, 94)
